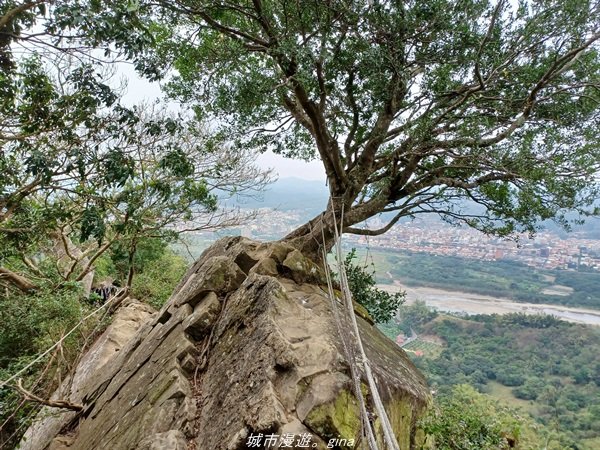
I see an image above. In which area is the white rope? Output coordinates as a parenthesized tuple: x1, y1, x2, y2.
(321, 232, 379, 450)
(0, 289, 125, 389)
(330, 200, 401, 450)
(362, 218, 374, 269)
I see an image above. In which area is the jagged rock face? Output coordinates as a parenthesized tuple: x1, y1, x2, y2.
(19, 299, 155, 450)
(21, 237, 429, 450)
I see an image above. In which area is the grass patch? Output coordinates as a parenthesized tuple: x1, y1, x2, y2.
(486, 381, 539, 415)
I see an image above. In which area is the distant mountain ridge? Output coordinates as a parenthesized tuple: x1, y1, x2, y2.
(221, 177, 600, 238)
(221, 177, 330, 213)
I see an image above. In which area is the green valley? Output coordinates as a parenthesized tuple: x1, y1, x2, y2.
(380, 305, 600, 448)
(361, 248, 600, 310)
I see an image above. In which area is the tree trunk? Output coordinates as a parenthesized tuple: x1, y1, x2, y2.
(283, 212, 330, 254)
(52, 235, 96, 297)
(0, 267, 37, 293)
(282, 197, 345, 260)
(281, 191, 385, 260)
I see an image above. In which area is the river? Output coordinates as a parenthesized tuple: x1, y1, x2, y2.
(379, 283, 600, 326)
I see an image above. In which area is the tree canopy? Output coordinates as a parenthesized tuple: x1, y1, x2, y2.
(1, 4, 271, 445)
(2, 2, 600, 446)
(53, 0, 600, 253)
(1, 2, 272, 295)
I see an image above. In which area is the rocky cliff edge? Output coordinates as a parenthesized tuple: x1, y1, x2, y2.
(20, 237, 429, 450)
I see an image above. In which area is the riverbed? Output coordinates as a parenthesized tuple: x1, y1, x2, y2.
(379, 283, 600, 326)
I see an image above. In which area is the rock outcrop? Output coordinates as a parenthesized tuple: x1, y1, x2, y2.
(20, 237, 429, 450)
(19, 299, 155, 450)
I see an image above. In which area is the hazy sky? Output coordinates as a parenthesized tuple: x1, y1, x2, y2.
(119, 64, 326, 181)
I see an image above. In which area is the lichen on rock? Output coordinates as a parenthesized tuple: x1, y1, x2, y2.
(20, 237, 429, 450)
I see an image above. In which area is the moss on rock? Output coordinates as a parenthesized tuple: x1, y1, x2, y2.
(305, 388, 361, 447)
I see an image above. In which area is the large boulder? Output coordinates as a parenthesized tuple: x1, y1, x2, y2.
(20, 237, 429, 450)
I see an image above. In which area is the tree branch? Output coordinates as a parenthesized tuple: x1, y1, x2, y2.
(14, 378, 82, 412)
(74, 238, 114, 282)
(0, 0, 45, 31)
(0, 267, 37, 292)
(474, 0, 505, 89)
(345, 212, 404, 236)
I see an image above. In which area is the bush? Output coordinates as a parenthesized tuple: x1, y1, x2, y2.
(0, 284, 89, 368)
(513, 378, 546, 401)
(130, 248, 188, 309)
(342, 249, 405, 323)
(420, 385, 513, 449)
(96, 237, 188, 309)
(0, 284, 100, 448)
(418, 384, 565, 450)
(496, 370, 525, 387)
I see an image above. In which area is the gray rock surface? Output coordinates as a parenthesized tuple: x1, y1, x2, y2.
(19, 299, 155, 450)
(20, 237, 429, 450)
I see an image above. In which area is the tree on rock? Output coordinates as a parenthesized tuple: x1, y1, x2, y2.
(54, 1, 600, 256)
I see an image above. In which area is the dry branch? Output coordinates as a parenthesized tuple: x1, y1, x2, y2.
(14, 378, 82, 412)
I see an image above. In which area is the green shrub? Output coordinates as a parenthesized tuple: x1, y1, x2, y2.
(130, 248, 188, 309)
(0, 284, 100, 448)
(342, 249, 405, 323)
(419, 385, 566, 450)
(0, 284, 89, 368)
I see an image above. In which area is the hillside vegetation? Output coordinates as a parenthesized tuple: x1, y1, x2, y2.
(371, 249, 600, 309)
(382, 304, 600, 448)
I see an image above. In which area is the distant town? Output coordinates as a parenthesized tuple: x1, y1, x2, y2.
(228, 208, 600, 272)
(347, 218, 600, 272)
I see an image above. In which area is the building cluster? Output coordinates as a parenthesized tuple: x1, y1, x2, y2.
(241, 208, 307, 240)
(192, 209, 600, 272)
(345, 219, 600, 271)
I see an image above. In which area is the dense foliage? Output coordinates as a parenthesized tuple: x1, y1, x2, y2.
(2, 0, 271, 294)
(342, 248, 405, 323)
(384, 306, 600, 448)
(0, 282, 98, 446)
(52, 0, 600, 253)
(419, 384, 560, 450)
